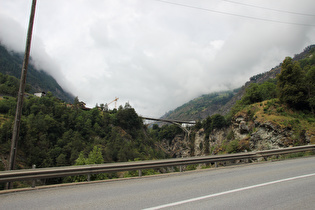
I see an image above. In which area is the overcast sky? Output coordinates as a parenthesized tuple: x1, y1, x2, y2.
(1, 0, 315, 117)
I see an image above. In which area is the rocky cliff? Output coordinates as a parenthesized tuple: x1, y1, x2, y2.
(160, 100, 315, 157)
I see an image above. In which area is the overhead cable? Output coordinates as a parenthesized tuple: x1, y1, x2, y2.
(153, 0, 315, 27)
(222, 0, 315, 17)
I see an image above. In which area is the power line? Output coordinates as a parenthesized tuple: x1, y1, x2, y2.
(222, 0, 315, 17)
(153, 0, 315, 27)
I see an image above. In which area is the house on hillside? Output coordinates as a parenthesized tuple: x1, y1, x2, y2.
(34, 92, 46, 97)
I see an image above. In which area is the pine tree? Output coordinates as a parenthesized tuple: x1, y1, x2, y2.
(305, 66, 315, 114)
(277, 57, 308, 110)
(86, 146, 104, 164)
(75, 151, 86, 165)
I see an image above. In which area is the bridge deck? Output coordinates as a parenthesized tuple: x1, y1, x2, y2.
(141, 117, 196, 125)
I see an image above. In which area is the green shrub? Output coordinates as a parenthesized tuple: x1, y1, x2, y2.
(226, 140, 240, 153)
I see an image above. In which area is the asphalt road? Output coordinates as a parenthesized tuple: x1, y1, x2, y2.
(1, 156, 315, 209)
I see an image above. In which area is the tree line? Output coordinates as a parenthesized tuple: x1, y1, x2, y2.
(0, 93, 166, 173)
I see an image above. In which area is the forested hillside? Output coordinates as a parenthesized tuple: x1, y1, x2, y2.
(0, 71, 168, 189)
(0, 44, 74, 103)
(0, 95, 165, 169)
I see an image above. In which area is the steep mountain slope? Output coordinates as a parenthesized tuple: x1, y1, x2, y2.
(0, 44, 74, 103)
(162, 90, 238, 121)
(163, 45, 315, 120)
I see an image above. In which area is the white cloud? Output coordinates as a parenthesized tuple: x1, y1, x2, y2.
(1, 0, 315, 117)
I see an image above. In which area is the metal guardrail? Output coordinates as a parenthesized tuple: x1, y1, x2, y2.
(0, 145, 314, 185)
(255, 145, 315, 157)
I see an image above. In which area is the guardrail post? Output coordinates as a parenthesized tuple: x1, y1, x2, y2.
(87, 174, 91, 182)
(138, 170, 142, 177)
(32, 164, 36, 188)
(215, 162, 218, 168)
(179, 165, 183, 172)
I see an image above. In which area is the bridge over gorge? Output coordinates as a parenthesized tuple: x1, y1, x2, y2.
(140, 116, 196, 136)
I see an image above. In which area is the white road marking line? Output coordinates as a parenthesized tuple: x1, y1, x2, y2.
(143, 172, 315, 210)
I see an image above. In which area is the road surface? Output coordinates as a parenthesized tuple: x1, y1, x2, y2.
(1, 156, 315, 209)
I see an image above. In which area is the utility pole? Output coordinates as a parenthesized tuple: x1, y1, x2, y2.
(7, 0, 37, 189)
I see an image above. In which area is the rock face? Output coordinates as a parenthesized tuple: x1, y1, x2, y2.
(159, 134, 191, 158)
(231, 113, 311, 151)
(194, 129, 205, 156)
(160, 111, 313, 158)
(250, 122, 290, 150)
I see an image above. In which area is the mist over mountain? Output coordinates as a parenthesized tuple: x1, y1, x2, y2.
(0, 44, 74, 103)
(162, 44, 315, 121)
